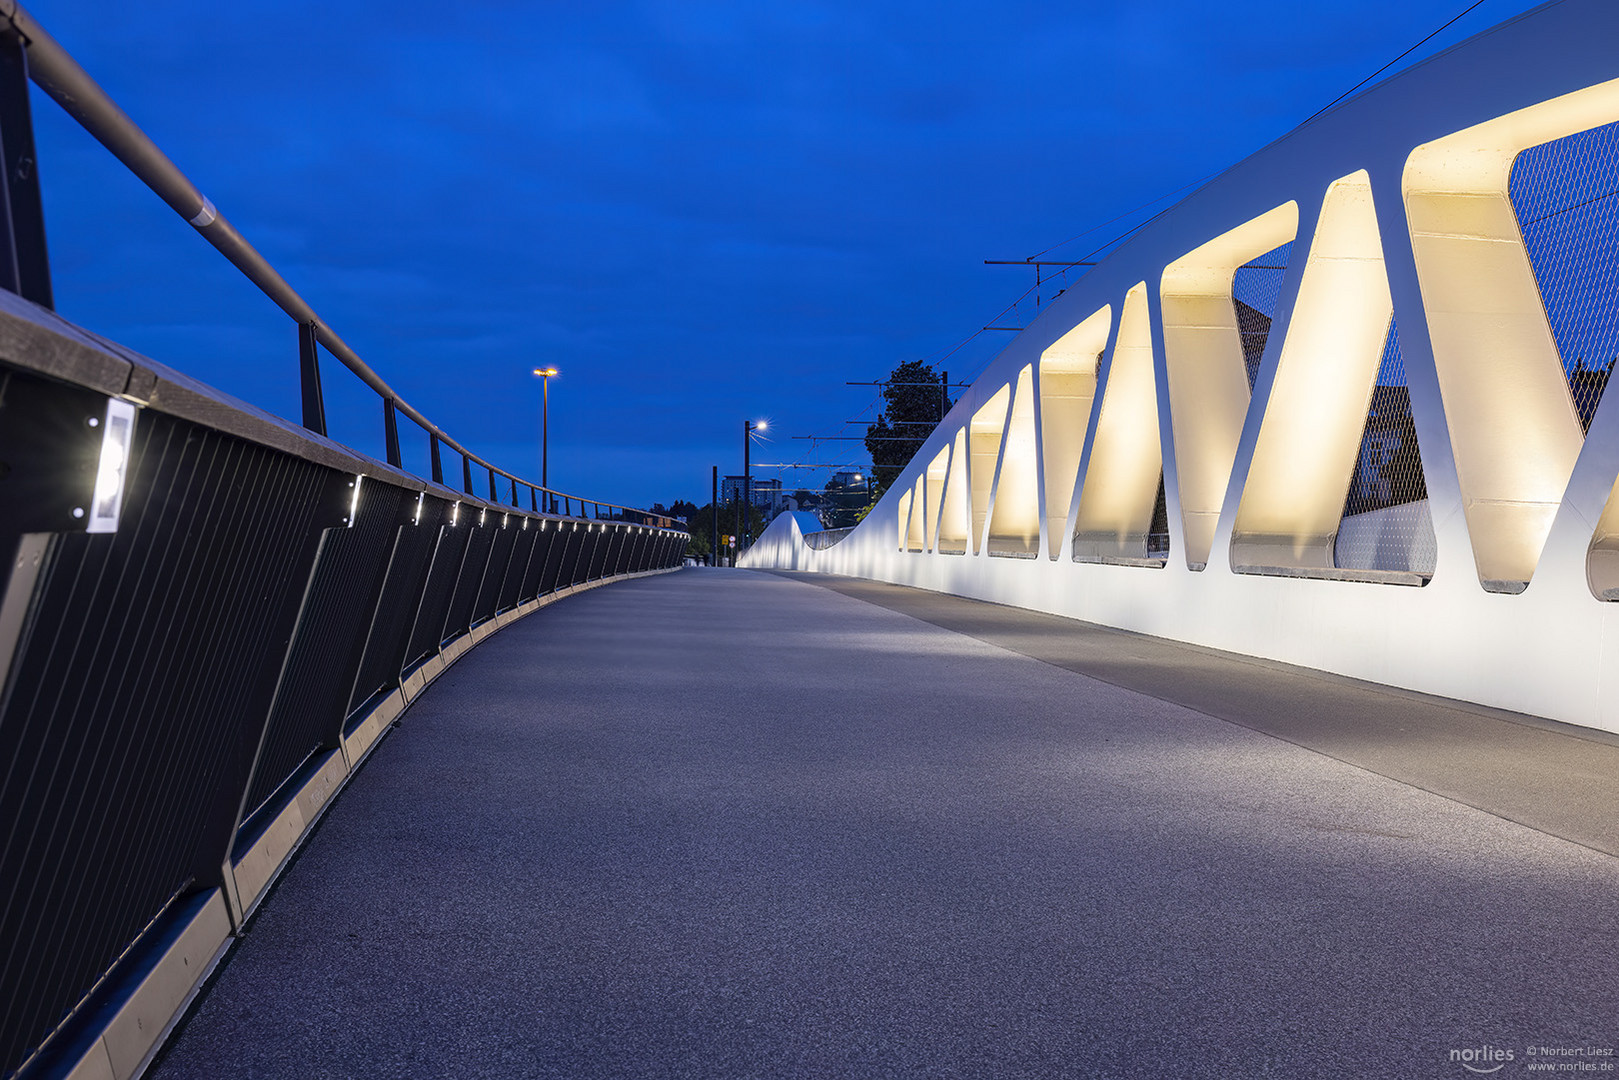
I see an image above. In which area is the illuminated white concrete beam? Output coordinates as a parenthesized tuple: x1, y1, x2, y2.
(937, 430, 970, 555)
(1404, 77, 1619, 587)
(969, 384, 1012, 555)
(1037, 306, 1110, 560)
(1071, 283, 1162, 563)
(923, 444, 949, 552)
(1161, 203, 1298, 570)
(987, 364, 1040, 558)
(1232, 173, 1392, 572)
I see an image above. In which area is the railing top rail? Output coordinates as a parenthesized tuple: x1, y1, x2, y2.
(1, 2, 672, 528)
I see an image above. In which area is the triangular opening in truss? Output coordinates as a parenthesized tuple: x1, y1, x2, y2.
(1332, 319, 1437, 577)
(1232, 239, 1295, 392)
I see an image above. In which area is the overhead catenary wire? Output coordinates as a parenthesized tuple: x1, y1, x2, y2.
(784, 0, 1509, 495)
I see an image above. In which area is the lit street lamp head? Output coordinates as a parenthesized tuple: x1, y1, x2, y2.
(534, 367, 560, 508)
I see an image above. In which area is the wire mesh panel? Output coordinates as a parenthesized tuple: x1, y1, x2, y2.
(586, 527, 611, 581)
(0, 400, 331, 1080)
(403, 524, 469, 670)
(582, 524, 608, 582)
(472, 520, 518, 626)
(584, 527, 608, 583)
(347, 499, 446, 720)
(529, 526, 561, 598)
(498, 525, 541, 612)
(240, 479, 408, 823)
(615, 529, 638, 576)
(1233, 240, 1295, 391)
(610, 526, 634, 576)
(1148, 478, 1169, 560)
(1511, 119, 1619, 432)
(1333, 322, 1437, 576)
(444, 522, 497, 640)
(549, 525, 583, 592)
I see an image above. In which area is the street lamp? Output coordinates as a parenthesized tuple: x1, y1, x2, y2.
(737, 418, 767, 560)
(532, 367, 558, 511)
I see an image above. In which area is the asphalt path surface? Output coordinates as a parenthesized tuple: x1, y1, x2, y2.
(151, 568, 1619, 1079)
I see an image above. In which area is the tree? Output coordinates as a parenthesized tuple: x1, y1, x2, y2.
(681, 499, 764, 563)
(821, 475, 869, 529)
(864, 359, 951, 496)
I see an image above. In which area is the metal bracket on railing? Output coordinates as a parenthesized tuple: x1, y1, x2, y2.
(0, 29, 51, 310)
(298, 322, 326, 436)
(383, 398, 401, 468)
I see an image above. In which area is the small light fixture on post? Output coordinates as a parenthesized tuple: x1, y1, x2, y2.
(532, 367, 558, 511)
(739, 418, 766, 557)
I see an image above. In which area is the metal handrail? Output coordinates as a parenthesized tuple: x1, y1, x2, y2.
(0, 1, 674, 528)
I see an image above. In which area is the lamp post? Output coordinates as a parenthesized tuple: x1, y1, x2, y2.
(532, 367, 558, 511)
(738, 418, 766, 559)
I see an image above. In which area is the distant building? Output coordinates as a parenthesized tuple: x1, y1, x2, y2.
(831, 471, 868, 491)
(721, 475, 783, 512)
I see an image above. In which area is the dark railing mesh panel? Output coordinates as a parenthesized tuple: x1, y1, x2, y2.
(347, 506, 444, 717)
(498, 526, 540, 611)
(521, 528, 555, 601)
(443, 525, 496, 641)
(240, 481, 408, 822)
(599, 528, 624, 580)
(404, 526, 469, 669)
(472, 523, 518, 626)
(0, 409, 329, 1079)
(573, 527, 596, 585)
(1334, 322, 1437, 575)
(584, 528, 609, 582)
(589, 531, 611, 582)
(542, 525, 576, 594)
(1511, 119, 1619, 433)
(554, 526, 582, 589)
(1232, 239, 1294, 392)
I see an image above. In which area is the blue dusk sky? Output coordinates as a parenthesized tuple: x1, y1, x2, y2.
(25, 0, 1540, 511)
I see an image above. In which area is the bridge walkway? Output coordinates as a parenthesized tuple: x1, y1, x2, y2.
(148, 569, 1619, 1079)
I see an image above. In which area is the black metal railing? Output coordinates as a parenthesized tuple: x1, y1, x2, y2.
(0, 6, 688, 1079)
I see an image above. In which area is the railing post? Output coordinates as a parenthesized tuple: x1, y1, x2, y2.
(298, 322, 326, 436)
(487, 466, 497, 503)
(462, 454, 474, 496)
(429, 432, 443, 485)
(0, 29, 51, 310)
(383, 397, 402, 468)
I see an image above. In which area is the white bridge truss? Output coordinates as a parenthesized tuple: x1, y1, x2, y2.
(743, 0, 1619, 736)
